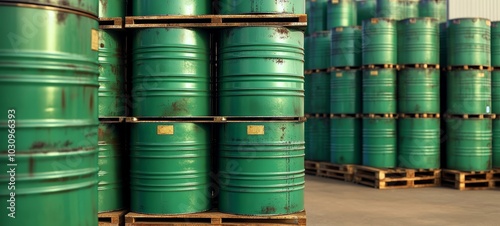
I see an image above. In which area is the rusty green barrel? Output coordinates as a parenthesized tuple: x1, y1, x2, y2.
(402, 0, 419, 20)
(447, 70, 491, 115)
(491, 22, 500, 67)
(447, 18, 491, 67)
(130, 122, 211, 214)
(376, 0, 403, 20)
(308, 31, 331, 70)
(305, 117, 330, 161)
(398, 18, 439, 65)
(307, 0, 328, 35)
(133, 0, 211, 15)
(331, 117, 361, 164)
(330, 69, 361, 114)
(99, 0, 125, 17)
(418, 0, 447, 23)
(305, 73, 312, 114)
(398, 68, 440, 114)
(439, 22, 447, 66)
(493, 119, 500, 168)
(327, 0, 357, 29)
(132, 28, 211, 117)
(362, 117, 397, 168)
(219, 122, 305, 215)
(0, 2, 99, 226)
(362, 18, 397, 66)
(309, 72, 330, 114)
(445, 118, 492, 171)
(331, 26, 362, 68)
(398, 118, 440, 169)
(218, 0, 305, 14)
(10, 0, 98, 15)
(219, 27, 304, 117)
(98, 123, 125, 212)
(356, 0, 376, 26)
(493, 70, 500, 113)
(362, 69, 397, 114)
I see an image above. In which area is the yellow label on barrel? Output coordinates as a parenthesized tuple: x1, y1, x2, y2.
(91, 29, 99, 51)
(478, 72, 485, 77)
(247, 125, 265, 135)
(157, 125, 174, 135)
(332, 0, 339, 4)
(336, 73, 342, 77)
(370, 71, 378, 76)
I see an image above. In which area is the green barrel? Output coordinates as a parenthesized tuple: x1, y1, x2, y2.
(362, 69, 397, 114)
(398, 68, 440, 114)
(447, 18, 491, 67)
(219, 27, 304, 117)
(307, 0, 328, 35)
(398, 18, 439, 65)
(376, 0, 403, 20)
(130, 122, 211, 214)
(11, 0, 98, 15)
(0, 3, 99, 226)
(98, 123, 125, 212)
(418, 0, 447, 23)
(327, 0, 357, 29)
(309, 31, 331, 70)
(447, 70, 491, 115)
(362, 18, 398, 66)
(219, 122, 305, 215)
(305, 36, 312, 70)
(98, 30, 125, 117)
(133, 0, 211, 15)
(362, 117, 397, 168)
(439, 22, 447, 66)
(331, 26, 362, 68)
(398, 118, 440, 169)
(132, 28, 211, 117)
(402, 0, 419, 20)
(356, 0, 377, 26)
(310, 72, 330, 114)
(218, 0, 305, 14)
(99, 0, 125, 17)
(491, 22, 500, 67)
(330, 69, 362, 114)
(493, 119, 500, 168)
(493, 70, 500, 113)
(305, 117, 330, 161)
(330, 117, 361, 164)
(445, 118, 492, 171)
(305, 74, 313, 114)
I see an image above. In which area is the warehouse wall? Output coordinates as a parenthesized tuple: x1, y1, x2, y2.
(448, 0, 500, 21)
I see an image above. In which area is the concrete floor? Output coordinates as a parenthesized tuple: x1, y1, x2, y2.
(305, 175, 500, 226)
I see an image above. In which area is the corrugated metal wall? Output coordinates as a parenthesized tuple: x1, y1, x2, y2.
(448, 0, 500, 21)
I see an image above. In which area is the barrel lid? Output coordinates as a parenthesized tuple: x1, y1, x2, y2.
(0, 0, 98, 17)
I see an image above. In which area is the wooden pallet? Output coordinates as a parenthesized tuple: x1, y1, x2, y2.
(127, 116, 306, 123)
(363, 113, 396, 119)
(329, 66, 362, 71)
(125, 14, 307, 29)
(447, 65, 493, 71)
(304, 68, 328, 74)
(125, 210, 306, 226)
(99, 17, 124, 29)
(100, 117, 127, 123)
(399, 64, 440, 69)
(441, 169, 500, 191)
(399, 113, 440, 119)
(305, 113, 329, 118)
(444, 114, 496, 119)
(305, 160, 321, 175)
(317, 162, 354, 182)
(363, 64, 398, 69)
(99, 210, 127, 226)
(353, 166, 441, 189)
(329, 113, 362, 118)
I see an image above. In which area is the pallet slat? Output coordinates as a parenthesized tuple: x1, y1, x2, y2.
(441, 169, 500, 190)
(99, 210, 127, 226)
(99, 17, 124, 29)
(353, 166, 441, 189)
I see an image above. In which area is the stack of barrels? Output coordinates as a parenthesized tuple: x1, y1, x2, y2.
(0, 0, 100, 225)
(444, 18, 493, 172)
(97, 0, 126, 214)
(217, 0, 305, 215)
(129, 1, 212, 214)
(493, 22, 500, 169)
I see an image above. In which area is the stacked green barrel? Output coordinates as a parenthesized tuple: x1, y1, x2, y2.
(218, 2, 305, 216)
(330, 26, 362, 165)
(418, 0, 448, 23)
(445, 18, 493, 172)
(97, 0, 126, 213)
(491, 21, 500, 169)
(361, 18, 397, 168)
(356, 0, 377, 26)
(0, 0, 99, 225)
(376, 0, 418, 20)
(327, 0, 357, 29)
(130, 1, 212, 214)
